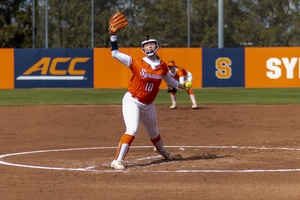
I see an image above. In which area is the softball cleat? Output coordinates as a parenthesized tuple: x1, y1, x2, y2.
(110, 159, 125, 170)
(170, 104, 177, 109)
(160, 150, 175, 160)
(192, 103, 198, 109)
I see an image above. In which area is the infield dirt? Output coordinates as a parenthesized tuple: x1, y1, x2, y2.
(0, 104, 300, 200)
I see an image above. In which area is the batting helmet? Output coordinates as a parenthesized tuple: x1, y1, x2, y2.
(141, 35, 159, 57)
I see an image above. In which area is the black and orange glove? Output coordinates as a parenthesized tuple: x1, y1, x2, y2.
(167, 86, 177, 93)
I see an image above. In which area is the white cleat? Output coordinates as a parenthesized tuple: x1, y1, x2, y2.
(170, 104, 177, 109)
(153, 147, 158, 152)
(110, 160, 125, 170)
(160, 150, 175, 160)
(192, 103, 198, 109)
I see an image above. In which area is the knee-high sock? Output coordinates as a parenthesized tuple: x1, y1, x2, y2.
(187, 89, 197, 104)
(150, 134, 165, 153)
(115, 134, 135, 161)
(170, 92, 176, 105)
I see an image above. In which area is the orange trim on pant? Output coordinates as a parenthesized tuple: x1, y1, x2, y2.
(150, 134, 161, 145)
(115, 133, 135, 160)
(187, 89, 194, 95)
(120, 133, 135, 145)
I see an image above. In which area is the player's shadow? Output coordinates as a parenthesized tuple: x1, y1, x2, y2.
(129, 154, 231, 168)
(179, 106, 210, 110)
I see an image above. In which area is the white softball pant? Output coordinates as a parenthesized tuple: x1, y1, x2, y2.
(122, 92, 159, 139)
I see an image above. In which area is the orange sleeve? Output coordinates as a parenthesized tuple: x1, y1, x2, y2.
(176, 67, 187, 77)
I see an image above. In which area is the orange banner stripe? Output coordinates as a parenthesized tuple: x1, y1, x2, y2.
(0, 49, 14, 89)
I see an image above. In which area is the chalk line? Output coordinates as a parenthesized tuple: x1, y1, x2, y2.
(0, 145, 300, 173)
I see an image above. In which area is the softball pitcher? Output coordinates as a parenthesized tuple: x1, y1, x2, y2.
(108, 34, 187, 170)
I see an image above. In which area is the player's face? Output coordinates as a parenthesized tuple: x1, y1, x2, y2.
(168, 66, 176, 73)
(143, 42, 156, 54)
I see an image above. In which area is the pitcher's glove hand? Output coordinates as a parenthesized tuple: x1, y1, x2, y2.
(108, 11, 128, 34)
(167, 86, 177, 93)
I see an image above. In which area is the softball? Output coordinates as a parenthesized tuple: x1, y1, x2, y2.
(184, 81, 192, 89)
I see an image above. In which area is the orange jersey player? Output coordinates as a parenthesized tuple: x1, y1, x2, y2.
(167, 60, 198, 109)
(109, 34, 187, 170)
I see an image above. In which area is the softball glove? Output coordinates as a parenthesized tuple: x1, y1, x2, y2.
(167, 86, 177, 93)
(108, 11, 128, 34)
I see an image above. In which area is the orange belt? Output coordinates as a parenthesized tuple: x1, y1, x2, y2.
(131, 94, 153, 105)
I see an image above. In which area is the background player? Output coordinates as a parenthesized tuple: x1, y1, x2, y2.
(167, 60, 198, 109)
(109, 34, 187, 170)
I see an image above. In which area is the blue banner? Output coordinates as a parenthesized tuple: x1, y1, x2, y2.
(202, 48, 245, 87)
(14, 48, 93, 88)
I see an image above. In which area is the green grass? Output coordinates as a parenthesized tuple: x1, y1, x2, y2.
(157, 88, 300, 104)
(0, 88, 299, 106)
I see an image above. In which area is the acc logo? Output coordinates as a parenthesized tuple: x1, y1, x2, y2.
(215, 57, 232, 79)
(16, 57, 90, 80)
